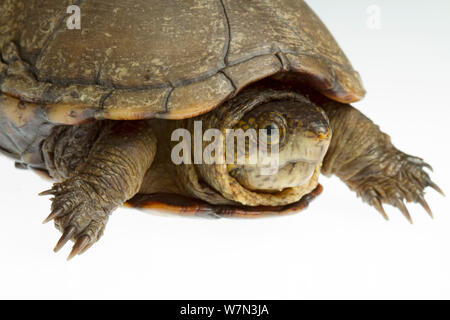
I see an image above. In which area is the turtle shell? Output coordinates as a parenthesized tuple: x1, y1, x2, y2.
(0, 0, 365, 166)
(126, 184, 323, 218)
(1, 0, 364, 121)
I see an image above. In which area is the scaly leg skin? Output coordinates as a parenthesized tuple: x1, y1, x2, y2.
(321, 101, 443, 223)
(40, 120, 157, 259)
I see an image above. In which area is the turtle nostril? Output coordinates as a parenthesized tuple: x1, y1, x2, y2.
(317, 132, 329, 140)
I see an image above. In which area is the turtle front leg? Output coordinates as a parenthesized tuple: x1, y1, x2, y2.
(321, 102, 443, 222)
(40, 120, 157, 259)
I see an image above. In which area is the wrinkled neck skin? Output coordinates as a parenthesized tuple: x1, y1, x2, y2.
(180, 87, 331, 207)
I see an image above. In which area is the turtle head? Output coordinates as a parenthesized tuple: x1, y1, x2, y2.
(228, 99, 331, 192)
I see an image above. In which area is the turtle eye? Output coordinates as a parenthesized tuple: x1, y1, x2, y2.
(260, 122, 280, 144)
(264, 123, 277, 136)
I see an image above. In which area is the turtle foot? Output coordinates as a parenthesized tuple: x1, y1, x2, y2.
(350, 152, 443, 223)
(40, 177, 111, 260)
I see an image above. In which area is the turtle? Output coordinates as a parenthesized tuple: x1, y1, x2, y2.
(0, 0, 442, 260)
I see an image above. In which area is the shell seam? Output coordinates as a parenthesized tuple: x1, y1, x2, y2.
(6, 49, 355, 94)
(274, 50, 291, 72)
(218, 71, 236, 94)
(162, 86, 175, 113)
(217, 0, 232, 66)
(99, 89, 115, 110)
(34, 0, 84, 81)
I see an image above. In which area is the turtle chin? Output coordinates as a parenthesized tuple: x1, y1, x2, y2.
(230, 160, 320, 192)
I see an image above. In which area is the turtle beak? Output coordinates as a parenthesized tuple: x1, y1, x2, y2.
(289, 122, 331, 166)
(317, 130, 331, 142)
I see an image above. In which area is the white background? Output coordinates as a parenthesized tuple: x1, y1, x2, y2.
(0, 0, 449, 299)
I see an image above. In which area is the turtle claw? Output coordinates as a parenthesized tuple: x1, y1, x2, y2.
(79, 242, 94, 255)
(42, 207, 64, 224)
(394, 200, 413, 224)
(39, 184, 64, 196)
(429, 181, 445, 197)
(67, 235, 91, 260)
(54, 225, 77, 252)
(39, 189, 54, 196)
(418, 196, 433, 219)
(372, 198, 388, 221)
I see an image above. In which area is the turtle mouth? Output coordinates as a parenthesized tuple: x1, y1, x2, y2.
(263, 160, 318, 191)
(229, 159, 319, 193)
(229, 134, 330, 192)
